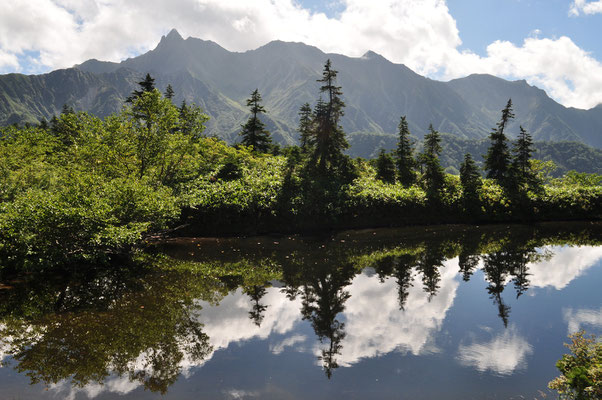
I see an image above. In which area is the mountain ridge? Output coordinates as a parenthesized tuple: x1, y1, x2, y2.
(1, 29, 601, 149)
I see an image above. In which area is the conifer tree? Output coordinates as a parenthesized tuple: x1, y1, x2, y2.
(421, 124, 445, 198)
(460, 153, 482, 208)
(375, 149, 396, 184)
(127, 73, 156, 103)
(179, 100, 209, 138)
(312, 59, 348, 172)
(511, 125, 538, 189)
(239, 89, 271, 153)
(395, 115, 415, 186)
(485, 99, 514, 183)
(164, 84, 175, 100)
(38, 118, 49, 131)
(423, 123, 442, 158)
(298, 102, 313, 152)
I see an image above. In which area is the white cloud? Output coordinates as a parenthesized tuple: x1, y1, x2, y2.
(570, 0, 602, 16)
(2, 0, 602, 108)
(457, 326, 533, 375)
(223, 388, 261, 399)
(270, 334, 307, 355)
(563, 307, 602, 334)
(527, 246, 602, 290)
(450, 36, 602, 110)
(325, 260, 459, 366)
(49, 376, 139, 400)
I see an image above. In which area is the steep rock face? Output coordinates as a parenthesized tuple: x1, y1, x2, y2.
(1, 29, 601, 149)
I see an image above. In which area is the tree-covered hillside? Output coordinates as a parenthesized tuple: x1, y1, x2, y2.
(349, 132, 602, 176)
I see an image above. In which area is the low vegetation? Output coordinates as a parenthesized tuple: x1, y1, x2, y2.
(549, 331, 602, 400)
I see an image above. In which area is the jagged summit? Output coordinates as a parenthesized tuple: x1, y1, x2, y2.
(156, 28, 184, 48)
(361, 50, 386, 61)
(165, 28, 183, 40)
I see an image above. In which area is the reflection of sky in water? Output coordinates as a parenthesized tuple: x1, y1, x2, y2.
(528, 246, 602, 290)
(457, 325, 532, 375)
(328, 259, 459, 365)
(564, 306, 602, 334)
(4, 244, 601, 399)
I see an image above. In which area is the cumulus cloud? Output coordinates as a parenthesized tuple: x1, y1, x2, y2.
(49, 376, 139, 400)
(325, 260, 459, 366)
(270, 334, 307, 355)
(2, 0, 602, 108)
(563, 307, 602, 334)
(457, 326, 533, 375)
(570, 0, 602, 16)
(527, 246, 602, 290)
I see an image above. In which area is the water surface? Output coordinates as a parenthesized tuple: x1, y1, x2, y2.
(1, 222, 601, 399)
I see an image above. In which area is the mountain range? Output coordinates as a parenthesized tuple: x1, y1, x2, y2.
(1, 28, 601, 151)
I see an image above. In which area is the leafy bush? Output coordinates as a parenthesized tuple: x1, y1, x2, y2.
(549, 331, 602, 399)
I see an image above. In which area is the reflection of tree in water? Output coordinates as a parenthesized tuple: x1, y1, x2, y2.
(373, 253, 416, 310)
(287, 260, 354, 379)
(482, 251, 512, 327)
(510, 252, 531, 299)
(0, 266, 216, 394)
(416, 242, 446, 301)
(458, 231, 482, 282)
(482, 243, 535, 327)
(244, 285, 268, 327)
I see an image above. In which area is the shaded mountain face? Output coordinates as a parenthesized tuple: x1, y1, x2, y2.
(1, 29, 601, 149)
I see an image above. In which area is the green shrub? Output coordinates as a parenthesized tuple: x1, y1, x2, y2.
(549, 331, 602, 400)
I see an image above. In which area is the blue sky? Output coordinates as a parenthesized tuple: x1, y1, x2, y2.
(448, 0, 602, 58)
(1, 0, 602, 109)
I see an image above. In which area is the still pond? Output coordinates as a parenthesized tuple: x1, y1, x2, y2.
(1, 222, 601, 399)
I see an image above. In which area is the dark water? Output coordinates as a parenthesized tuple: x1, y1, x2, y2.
(1, 222, 601, 399)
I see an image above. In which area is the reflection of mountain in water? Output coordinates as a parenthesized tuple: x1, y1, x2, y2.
(0, 222, 601, 396)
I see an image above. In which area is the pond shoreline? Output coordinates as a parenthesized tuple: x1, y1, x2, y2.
(163, 214, 602, 241)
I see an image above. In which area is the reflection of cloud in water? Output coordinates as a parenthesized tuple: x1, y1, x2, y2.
(48, 288, 303, 399)
(528, 246, 602, 290)
(323, 259, 459, 367)
(564, 307, 602, 334)
(270, 335, 307, 355)
(50, 376, 139, 400)
(457, 326, 532, 375)
(223, 388, 260, 399)
(199, 287, 303, 352)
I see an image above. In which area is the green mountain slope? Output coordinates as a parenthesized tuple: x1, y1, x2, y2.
(1, 29, 601, 154)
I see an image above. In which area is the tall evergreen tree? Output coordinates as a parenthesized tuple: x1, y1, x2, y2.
(423, 123, 442, 157)
(485, 99, 514, 183)
(127, 73, 156, 103)
(312, 59, 348, 172)
(239, 89, 271, 153)
(375, 149, 396, 184)
(511, 125, 537, 189)
(164, 84, 175, 100)
(298, 102, 313, 152)
(421, 124, 445, 198)
(460, 153, 482, 209)
(395, 115, 415, 186)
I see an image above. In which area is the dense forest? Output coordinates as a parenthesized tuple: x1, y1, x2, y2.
(0, 61, 601, 272)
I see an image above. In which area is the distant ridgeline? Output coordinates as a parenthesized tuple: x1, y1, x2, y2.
(0, 56, 601, 274)
(1, 29, 602, 164)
